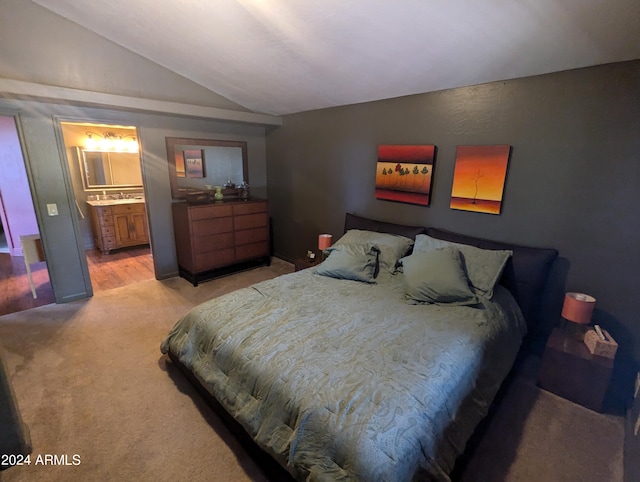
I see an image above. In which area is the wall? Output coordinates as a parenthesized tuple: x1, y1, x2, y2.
(0, 0, 272, 302)
(0, 97, 268, 303)
(266, 61, 640, 367)
(0, 115, 39, 256)
(0, 0, 246, 111)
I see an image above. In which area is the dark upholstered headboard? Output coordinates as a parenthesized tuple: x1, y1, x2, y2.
(344, 212, 427, 240)
(343, 213, 558, 329)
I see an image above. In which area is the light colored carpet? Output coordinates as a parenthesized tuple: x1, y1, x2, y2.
(0, 258, 624, 481)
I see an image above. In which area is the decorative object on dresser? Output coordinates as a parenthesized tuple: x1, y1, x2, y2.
(172, 199, 270, 286)
(87, 200, 149, 254)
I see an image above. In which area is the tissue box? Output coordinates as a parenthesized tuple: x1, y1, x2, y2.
(584, 328, 618, 358)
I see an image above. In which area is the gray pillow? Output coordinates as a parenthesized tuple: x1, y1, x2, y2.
(413, 234, 512, 299)
(401, 247, 478, 305)
(316, 243, 380, 283)
(334, 229, 413, 273)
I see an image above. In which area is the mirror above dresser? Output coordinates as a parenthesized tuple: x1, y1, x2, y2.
(165, 137, 248, 200)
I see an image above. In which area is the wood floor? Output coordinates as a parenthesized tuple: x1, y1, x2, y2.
(0, 245, 155, 317)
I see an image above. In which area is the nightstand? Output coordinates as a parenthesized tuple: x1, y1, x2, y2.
(294, 257, 320, 272)
(537, 327, 614, 412)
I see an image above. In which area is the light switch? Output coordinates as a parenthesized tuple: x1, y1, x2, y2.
(46, 203, 59, 216)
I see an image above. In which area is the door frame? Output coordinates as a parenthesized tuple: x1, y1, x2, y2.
(51, 115, 153, 293)
(0, 109, 53, 295)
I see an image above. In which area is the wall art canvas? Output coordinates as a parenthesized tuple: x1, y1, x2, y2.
(450, 145, 511, 214)
(375, 144, 436, 206)
(184, 149, 205, 178)
(175, 151, 186, 177)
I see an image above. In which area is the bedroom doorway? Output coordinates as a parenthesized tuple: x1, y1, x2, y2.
(0, 114, 54, 315)
(59, 121, 155, 294)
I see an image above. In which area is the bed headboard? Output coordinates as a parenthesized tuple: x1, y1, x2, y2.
(343, 213, 558, 329)
(344, 212, 427, 240)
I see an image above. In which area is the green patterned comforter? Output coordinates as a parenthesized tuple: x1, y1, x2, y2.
(161, 268, 526, 481)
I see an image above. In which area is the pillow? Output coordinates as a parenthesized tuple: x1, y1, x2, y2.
(413, 234, 512, 299)
(426, 227, 559, 328)
(400, 247, 478, 305)
(316, 243, 380, 283)
(334, 229, 413, 273)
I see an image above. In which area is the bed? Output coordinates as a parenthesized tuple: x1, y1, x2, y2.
(161, 213, 558, 481)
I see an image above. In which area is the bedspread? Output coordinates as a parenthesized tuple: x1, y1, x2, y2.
(161, 268, 527, 481)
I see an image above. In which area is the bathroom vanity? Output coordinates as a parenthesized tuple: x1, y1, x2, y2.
(87, 198, 149, 254)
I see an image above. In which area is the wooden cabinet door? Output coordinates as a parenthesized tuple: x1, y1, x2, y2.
(114, 213, 135, 246)
(130, 212, 149, 243)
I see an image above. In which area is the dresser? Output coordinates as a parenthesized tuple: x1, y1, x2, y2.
(172, 199, 270, 285)
(87, 201, 150, 254)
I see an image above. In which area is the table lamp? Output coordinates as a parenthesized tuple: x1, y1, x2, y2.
(318, 234, 332, 260)
(561, 292, 595, 336)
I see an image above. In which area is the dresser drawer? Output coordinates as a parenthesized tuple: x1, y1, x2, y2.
(100, 225, 116, 237)
(94, 206, 113, 216)
(235, 241, 269, 261)
(99, 214, 114, 226)
(192, 217, 234, 236)
(195, 248, 236, 271)
(190, 204, 233, 221)
(193, 232, 235, 254)
(112, 203, 145, 215)
(102, 236, 117, 248)
(235, 227, 269, 246)
(233, 202, 267, 216)
(234, 212, 268, 231)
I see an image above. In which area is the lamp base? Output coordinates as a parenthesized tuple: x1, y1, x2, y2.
(560, 318, 588, 340)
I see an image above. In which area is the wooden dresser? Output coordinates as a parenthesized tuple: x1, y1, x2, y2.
(172, 199, 270, 285)
(88, 201, 150, 254)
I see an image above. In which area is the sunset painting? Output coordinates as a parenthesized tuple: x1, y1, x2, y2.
(375, 144, 436, 206)
(450, 145, 511, 214)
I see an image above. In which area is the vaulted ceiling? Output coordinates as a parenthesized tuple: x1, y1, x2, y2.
(33, 0, 640, 116)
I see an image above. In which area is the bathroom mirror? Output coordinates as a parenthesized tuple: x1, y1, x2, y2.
(79, 148, 143, 190)
(166, 137, 248, 200)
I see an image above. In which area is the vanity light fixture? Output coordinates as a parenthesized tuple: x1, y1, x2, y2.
(85, 131, 139, 153)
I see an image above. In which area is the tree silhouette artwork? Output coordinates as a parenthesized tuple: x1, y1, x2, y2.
(449, 145, 511, 214)
(472, 169, 484, 204)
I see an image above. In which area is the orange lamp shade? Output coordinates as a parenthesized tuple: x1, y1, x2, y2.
(318, 234, 333, 251)
(561, 292, 596, 324)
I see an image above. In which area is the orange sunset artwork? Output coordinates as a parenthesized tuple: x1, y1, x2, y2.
(375, 145, 436, 206)
(450, 145, 511, 214)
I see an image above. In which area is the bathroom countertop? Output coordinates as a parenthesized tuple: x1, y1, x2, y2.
(86, 198, 145, 207)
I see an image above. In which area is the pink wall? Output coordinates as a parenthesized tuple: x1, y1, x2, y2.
(0, 116, 39, 256)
